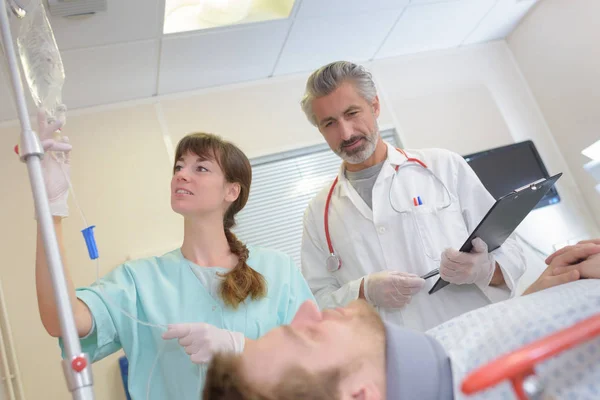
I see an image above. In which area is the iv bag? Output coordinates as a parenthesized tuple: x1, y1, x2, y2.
(16, 1, 67, 125)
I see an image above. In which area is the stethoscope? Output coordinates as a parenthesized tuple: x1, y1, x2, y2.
(324, 148, 453, 273)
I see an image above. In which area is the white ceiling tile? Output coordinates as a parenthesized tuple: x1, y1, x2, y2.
(463, 0, 539, 44)
(376, 0, 497, 58)
(296, 0, 409, 19)
(158, 21, 291, 94)
(59, 40, 159, 109)
(43, 0, 161, 50)
(409, 0, 461, 3)
(273, 10, 403, 76)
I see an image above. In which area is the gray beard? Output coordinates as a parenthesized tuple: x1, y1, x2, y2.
(337, 127, 380, 165)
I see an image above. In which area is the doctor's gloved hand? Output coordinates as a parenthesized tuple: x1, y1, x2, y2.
(440, 238, 495, 285)
(162, 323, 245, 364)
(35, 109, 71, 218)
(363, 270, 425, 309)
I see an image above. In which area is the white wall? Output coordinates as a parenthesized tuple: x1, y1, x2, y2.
(508, 0, 600, 228)
(0, 40, 597, 399)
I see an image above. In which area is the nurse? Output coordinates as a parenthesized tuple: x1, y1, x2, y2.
(34, 114, 315, 399)
(299, 61, 526, 332)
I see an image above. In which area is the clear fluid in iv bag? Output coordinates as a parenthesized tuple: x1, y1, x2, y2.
(16, 2, 66, 125)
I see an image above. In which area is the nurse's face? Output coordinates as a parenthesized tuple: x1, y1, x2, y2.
(311, 82, 381, 165)
(170, 151, 238, 218)
(240, 300, 384, 392)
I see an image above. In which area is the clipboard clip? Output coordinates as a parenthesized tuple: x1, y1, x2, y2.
(514, 177, 546, 193)
(421, 268, 440, 280)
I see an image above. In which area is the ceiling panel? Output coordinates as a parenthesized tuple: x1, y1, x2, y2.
(273, 10, 403, 76)
(296, 0, 409, 19)
(0, 0, 540, 121)
(409, 0, 462, 3)
(45, 0, 161, 50)
(158, 20, 291, 94)
(60, 40, 159, 109)
(376, 0, 497, 59)
(463, 0, 539, 45)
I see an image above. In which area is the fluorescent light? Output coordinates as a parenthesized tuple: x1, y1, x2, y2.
(163, 0, 295, 34)
(582, 139, 600, 161)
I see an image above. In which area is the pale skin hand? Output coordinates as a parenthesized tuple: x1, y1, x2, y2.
(36, 216, 93, 337)
(522, 242, 600, 296)
(551, 252, 600, 279)
(544, 239, 600, 264)
(359, 262, 504, 300)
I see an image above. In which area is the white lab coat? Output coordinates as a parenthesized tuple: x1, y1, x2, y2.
(301, 142, 526, 332)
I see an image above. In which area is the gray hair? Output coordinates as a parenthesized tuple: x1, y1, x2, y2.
(300, 61, 378, 126)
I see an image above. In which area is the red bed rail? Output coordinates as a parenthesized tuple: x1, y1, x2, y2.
(461, 313, 600, 399)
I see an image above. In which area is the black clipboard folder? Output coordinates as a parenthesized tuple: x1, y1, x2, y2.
(425, 173, 562, 295)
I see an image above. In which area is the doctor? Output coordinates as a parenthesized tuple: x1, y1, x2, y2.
(299, 61, 526, 331)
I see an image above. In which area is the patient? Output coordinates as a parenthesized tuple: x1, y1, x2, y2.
(202, 240, 600, 400)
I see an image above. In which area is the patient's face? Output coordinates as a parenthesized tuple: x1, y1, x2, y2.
(241, 300, 381, 389)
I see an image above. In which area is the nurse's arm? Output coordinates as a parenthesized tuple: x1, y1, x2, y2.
(35, 216, 94, 338)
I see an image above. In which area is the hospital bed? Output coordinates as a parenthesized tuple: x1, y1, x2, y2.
(461, 313, 600, 399)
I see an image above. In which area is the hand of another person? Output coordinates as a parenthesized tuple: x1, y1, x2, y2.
(550, 245, 600, 280)
(523, 242, 600, 295)
(545, 239, 600, 264)
(439, 238, 495, 285)
(363, 270, 425, 308)
(162, 323, 245, 364)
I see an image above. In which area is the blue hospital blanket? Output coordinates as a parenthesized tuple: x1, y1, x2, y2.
(426, 279, 600, 400)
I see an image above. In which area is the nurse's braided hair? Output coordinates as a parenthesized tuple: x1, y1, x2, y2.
(175, 133, 267, 309)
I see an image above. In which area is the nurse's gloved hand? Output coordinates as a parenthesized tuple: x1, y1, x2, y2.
(36, 109, 71, 217)
(162, 323, 245, 364)
(364, 270, 425, 308)
(440, 238, 495, 285)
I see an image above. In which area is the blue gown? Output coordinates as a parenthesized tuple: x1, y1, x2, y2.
(59, 245, 316, 399)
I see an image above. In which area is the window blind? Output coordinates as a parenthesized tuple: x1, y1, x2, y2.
(233, 130, 399, 267)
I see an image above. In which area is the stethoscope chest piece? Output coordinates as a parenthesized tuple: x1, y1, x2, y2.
(326, 254, 341, 272)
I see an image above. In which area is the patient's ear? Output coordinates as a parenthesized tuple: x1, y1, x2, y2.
(349, 382, 382, 400)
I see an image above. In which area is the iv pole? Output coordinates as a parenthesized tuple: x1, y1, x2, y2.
(0, 2, 95, 399)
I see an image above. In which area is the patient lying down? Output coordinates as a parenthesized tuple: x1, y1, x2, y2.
(203, 241, 600, 400)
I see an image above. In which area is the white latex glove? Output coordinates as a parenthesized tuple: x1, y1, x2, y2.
(162, 323, 245, 364)
(36, 109, 71, 217)
(440, 237, 495, 285)
(363, 270, 425, 309)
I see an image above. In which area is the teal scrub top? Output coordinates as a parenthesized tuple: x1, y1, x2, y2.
(59, 245, 316, 400)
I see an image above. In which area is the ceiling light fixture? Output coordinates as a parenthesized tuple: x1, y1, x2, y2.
(163, 0, 295, 34)
(164, 0, 253, 34)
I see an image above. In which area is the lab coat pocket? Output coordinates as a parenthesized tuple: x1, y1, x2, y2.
(411, 203, 469, 261)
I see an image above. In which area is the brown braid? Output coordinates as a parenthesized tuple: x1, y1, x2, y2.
(220, 229, 267, 308)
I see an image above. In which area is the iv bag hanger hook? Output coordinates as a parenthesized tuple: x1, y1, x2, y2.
(7, 0, 26, 18)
